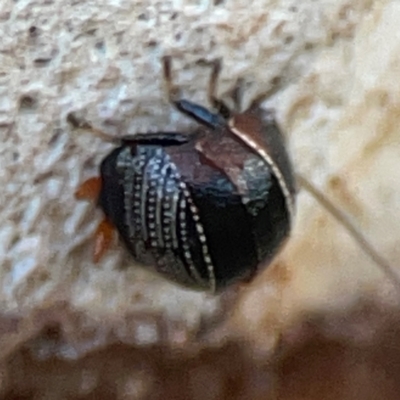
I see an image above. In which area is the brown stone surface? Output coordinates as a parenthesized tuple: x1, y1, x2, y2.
(3, 303, 400, 399)
(1, 0, 400, 398)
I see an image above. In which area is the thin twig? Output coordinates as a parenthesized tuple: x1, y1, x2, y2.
(297, 173, 400, 291)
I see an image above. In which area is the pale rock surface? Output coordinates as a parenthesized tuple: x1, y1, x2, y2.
(1, 0, 400, 398)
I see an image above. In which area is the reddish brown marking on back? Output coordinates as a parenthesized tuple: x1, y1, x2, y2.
(93, 218, 115, 263)
(230, 112, 265, 152)
(75, 176, 102, 201)
(165, 141, 210, 184)
(194, 126, 253, 196)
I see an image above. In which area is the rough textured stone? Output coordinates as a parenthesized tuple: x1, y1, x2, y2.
(1, 0, 400, 398)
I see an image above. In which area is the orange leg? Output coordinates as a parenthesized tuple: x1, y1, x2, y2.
(76, 177, 115, 262)
(75, 176, 102, 201)
(93, 218, 115, 263)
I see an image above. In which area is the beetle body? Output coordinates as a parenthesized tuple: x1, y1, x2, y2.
(95, 100, 295, 292)
(74, 56, 400, 293)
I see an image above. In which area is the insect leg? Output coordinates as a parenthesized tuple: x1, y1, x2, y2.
(75, 176, 102, 201)
(67, 112, 119, 144)
(93, 218, 115, 263)
(205, 58, 231, 119)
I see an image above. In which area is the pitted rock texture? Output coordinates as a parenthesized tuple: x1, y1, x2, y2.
(1, 0, 400, 398)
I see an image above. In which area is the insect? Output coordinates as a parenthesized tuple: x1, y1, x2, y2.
(75, 57, 400, 293)
(74, 57, 296, 292)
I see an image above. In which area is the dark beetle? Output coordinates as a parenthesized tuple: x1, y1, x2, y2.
(75, 57, 296, 292)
